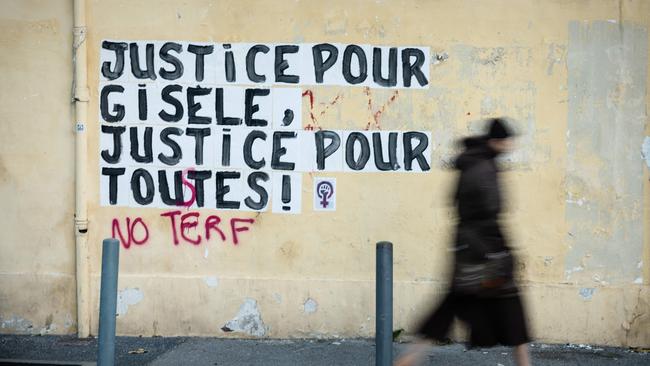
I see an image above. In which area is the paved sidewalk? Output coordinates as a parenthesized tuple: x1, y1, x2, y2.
(1, 335, 648, 365)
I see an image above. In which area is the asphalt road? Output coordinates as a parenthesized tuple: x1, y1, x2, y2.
(1, 335, 648, 365)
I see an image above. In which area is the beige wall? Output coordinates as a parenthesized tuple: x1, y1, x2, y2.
(1, 0, 649, 347)
(0, 0, 77, 335)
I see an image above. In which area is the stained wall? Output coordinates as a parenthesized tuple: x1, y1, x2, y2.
(1, 0, 649, 347)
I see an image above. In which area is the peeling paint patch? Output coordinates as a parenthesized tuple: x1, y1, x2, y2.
(221, 298, 267, 337)
(579, 287, 596, 300)
(63, 313, 74, 330)
(273, 293, 282, 304)
(480, 96, 496, 116)
(475, 47, 505, 65)
(117, 288, 144, 316)
(203, 276, 219, 288)
(543, 256, 554, 266)
(633, 277, 643, 284)
(566, 192, 587, 207)
(39, 314, 56, 335)
(565, 266, 584, 280)
(356, 18, 385, 39)
(1, 315, 33, 332)
(592, 274, 609, 285)
(204, 247, 209, 258)
(325, 18, 347, 35)
(546, 43, 566, 76)
(454, 44, 532, 82)
(432, 52, 448, 65)
(40, 323, 57, 335)
(565, 21, 648, 284)
(303, 298, 318, 314)
(641, 137, 650, 168)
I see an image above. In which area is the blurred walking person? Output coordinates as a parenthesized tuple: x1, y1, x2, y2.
(395, 118, 531, 366)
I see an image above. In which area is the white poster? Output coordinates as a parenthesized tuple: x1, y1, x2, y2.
(98, 39, 433, 214)
(272, 172, 302, 214)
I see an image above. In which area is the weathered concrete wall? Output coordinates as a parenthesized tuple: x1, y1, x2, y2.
(1, 0, 649, 347)
(0, 0, 77, 335)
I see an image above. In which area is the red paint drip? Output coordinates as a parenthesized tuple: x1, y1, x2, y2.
(302, 90, 343, 130)
(319, 93, 342, 117)
(180, 168, 196, 208)
(368, 90, 399, 130)
(302, 90, 314, 109)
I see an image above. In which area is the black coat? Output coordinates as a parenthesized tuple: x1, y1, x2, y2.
(452, 137, 514, 286)
(415, 139, 529, 344)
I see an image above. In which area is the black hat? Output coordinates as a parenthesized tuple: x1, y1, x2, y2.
(486, 118, 514, 139)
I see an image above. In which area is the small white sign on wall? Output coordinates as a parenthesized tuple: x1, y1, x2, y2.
(313, 178, 336, 211)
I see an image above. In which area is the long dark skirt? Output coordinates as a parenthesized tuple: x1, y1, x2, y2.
(416, 291, 530, 348)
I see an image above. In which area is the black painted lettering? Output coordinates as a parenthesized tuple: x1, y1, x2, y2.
(221, 131, 231, 166)
(245, 171, 269, 210)
(244, 88, 270, 127)
(312, 43, 338, 83)
(246, 45, 270, 83)
(282, 109, 294, 126)
(315, 130, 341, 170)
(215, 88, 242, 125)
(131, 168, 154, 205)
(373, 47, 397, 87)
(274, 45, 300, 84)
(281, 175, 291, 211)
(271, 131, 297, 170)
(101, 41, 128, 80)
(129, 126, 153, 163)
(159, 42, 184, 80)
(100, 84, 125, 123)
(158, 170, 184, 206)
(216, 171, 241, 209)
(187, 86, 212, 124)
(223, 44, 236, 82)
(187, 170, 212, 207)
(102, 167, 126, 205)
(186, 127, 211, 165)
(188, 44, 214, 82)
(345, 132, 371, 170)
(243, 130, 267, 169)
(342, 45, 368, 85)
(372, 132, 399, 171)
(138, 84, 148, 120)
(129, 42, 157, 80)
(158, 84, 184, 122)
(402, 48, 428, 87)
(158, 127, 184, 166)
(100, 125, 126, 164)
(403, 132, 430, 171)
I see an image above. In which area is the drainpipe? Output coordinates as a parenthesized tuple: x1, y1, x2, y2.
(73, 0, 90, 338)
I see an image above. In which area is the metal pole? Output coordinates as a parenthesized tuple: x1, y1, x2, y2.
(98, 238, 120, 366)
(376, 241, 393, 366)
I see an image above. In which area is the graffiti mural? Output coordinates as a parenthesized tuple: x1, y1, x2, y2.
(99, 40, 432, 247)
